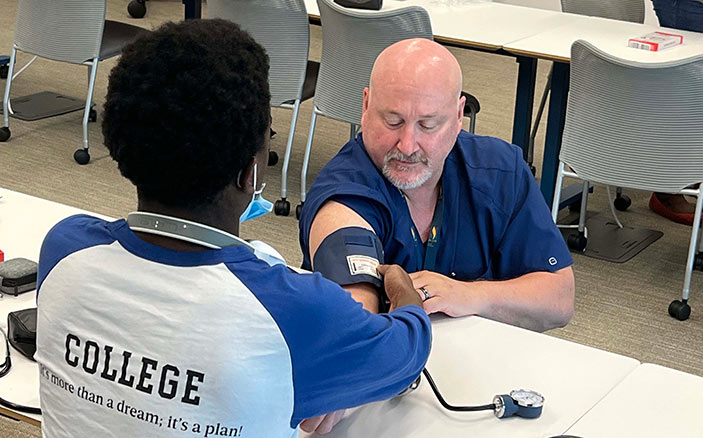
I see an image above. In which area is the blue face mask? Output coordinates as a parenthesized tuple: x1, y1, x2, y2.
(240, 163, 273, 223)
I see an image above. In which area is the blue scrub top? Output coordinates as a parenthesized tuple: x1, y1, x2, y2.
(299, 130, 573, 282)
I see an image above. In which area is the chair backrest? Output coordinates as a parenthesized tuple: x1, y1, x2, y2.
(208, 0, 310, 106)
(315, 0, 432, 125)
(560, 40, 703, 193)
(561, 0, 644, 23)
(13, 0, 105, 64)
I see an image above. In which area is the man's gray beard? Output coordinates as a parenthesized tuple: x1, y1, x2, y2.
(382, 152, 432, 190)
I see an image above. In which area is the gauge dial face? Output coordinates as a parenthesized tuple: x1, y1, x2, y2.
(510, 389, 544, 407)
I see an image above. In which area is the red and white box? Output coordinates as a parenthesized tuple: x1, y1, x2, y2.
(628, 31, 684, 52)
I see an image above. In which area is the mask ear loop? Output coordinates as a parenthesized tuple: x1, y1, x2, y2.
(236, 162, 260, 192)
(254, 161, 261, 192)
(251, 162, 267, 198)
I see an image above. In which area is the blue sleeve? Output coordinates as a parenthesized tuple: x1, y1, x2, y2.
(37, 215, 117, 293)
(299, 190, 390, 271)
(331, 195, 388, 240)
(231, 264, 432, 427)
(492, 149, 573, 278)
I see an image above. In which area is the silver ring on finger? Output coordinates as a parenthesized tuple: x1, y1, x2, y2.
(419, 286, 431, 301)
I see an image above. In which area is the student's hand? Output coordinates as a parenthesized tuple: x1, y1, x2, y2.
(300, 409, 346, 435)
(377, 264, 423, 311)
(409, 270, 479, 317)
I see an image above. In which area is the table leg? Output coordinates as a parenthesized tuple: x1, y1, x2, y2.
(182, 0, 202, 20)
(540, 61, 570, 206)
(511, 56, 537, 162)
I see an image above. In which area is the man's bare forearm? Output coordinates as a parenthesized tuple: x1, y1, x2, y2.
(460, 268, 574, 332)
(345, 283, 381, 313)
(413, 267, 574, 332)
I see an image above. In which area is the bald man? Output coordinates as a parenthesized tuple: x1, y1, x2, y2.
(299, 39, 574, 330)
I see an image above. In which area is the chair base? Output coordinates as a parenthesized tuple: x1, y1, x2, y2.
(1, 91, 86, 121)
(560, 214, 663, 263)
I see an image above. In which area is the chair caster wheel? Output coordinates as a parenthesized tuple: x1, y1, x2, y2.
(0, 65, 8, 80)
(295, 203, 303, 220)
(668, 300, 691, 321)
(274, 199, 290, 216)
(0, 126, 10, 142)
(695, 253, 703, 271)
(268, 151, 279, 167)
(88, 108, 97, 123)
(74, 148, 90, 165)
(128, 0, 147, 18)
(567, 233, 587, 252)
(614, 194, 631, 211)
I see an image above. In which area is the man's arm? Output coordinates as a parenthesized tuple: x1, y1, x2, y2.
(308, 200, 383, 313)
(410, 267, 575, 332)
(302, 201, 389, 434)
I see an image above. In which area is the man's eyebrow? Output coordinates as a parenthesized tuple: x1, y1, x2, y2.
(380, 110, 402, 117)
(380, 111, 443, 119)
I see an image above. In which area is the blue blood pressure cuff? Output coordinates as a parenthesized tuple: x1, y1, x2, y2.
(313, 227, 384, 288)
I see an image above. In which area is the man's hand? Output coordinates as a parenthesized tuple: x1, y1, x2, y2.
(410, 270, 479, 317)
(300, 410, 346, 435)
(410, 268, 575, 332)
(377, 264, 423, 311)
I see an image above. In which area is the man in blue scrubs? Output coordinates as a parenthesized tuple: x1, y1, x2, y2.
(299, 39, 574, 333)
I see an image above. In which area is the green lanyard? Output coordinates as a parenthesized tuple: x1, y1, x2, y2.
(409, 185, 444, 272)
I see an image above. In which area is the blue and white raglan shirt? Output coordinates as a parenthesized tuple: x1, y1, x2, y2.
(299, 130, 573, 280)
(35, 216, 431, 438)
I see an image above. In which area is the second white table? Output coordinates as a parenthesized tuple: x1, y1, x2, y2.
(303, 316, 640, 437)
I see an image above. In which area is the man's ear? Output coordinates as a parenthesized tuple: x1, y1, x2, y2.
(457, 94, 466, 133)
(360, 88, 371, 128)
(237, 158, 258, 194)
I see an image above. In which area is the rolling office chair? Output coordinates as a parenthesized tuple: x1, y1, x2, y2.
(296, 0, 481, 219)
(0, 0, 149, 164)
(529, 0, 645, 208)
(551, 40, 703, 321)
(208, 0, 319, 217)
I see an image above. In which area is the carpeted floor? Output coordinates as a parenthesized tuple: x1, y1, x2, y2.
(1, 0, 702, 436)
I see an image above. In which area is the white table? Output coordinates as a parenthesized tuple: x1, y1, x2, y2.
(504, 15, 703, 63)
(303, 316, 640, 438)
(6, 189, 703, 437)
(305, 0, 578, 50)
(565, 363, 703, 438)
(0, 188, 110, 426)
(0, 188, 643, 435)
